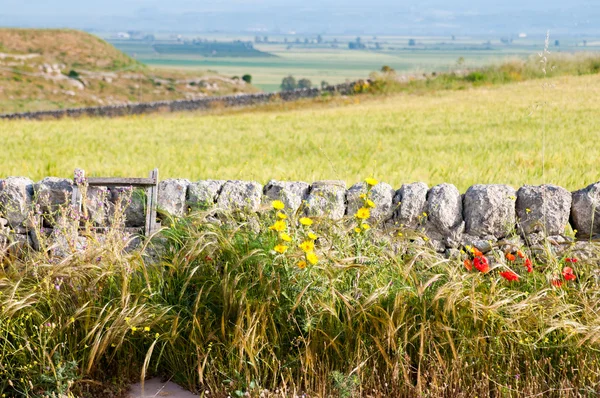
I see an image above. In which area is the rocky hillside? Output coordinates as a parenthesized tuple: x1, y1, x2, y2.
(0, 29, 258, 114)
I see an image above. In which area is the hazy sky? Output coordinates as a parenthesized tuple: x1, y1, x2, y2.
(1, 0, 597, 35)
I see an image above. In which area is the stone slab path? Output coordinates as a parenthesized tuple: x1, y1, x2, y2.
(126, 378, 199, 398)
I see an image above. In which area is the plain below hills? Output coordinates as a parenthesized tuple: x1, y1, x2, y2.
(0, 29, 258, 114)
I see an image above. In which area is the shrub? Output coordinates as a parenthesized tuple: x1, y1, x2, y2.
(298, 78, 312, 89)
(280, 75, 297, 91)
(241, 74, 252, 84)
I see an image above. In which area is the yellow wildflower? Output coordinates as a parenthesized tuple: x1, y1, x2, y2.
(307, 232, 318, 240)
(155, 333, 160, 339)
(354, 227, 362, 233)
(277, 211, 287, 219)
(306, 251, 318, 265)
(299, 240, 315, 252)
(272, 200, 285, 210)
(299, 217, 313, 226)
(361, 223, 371, 230)
(131, 326, 138, 333)
(359, 193, 367, 199)
(269, 220, 286, 232)
(274, 244, 288, 254)
(144, 326, 150, 332)
(279, 232, 292, 242)
(366, 199, 376, 208)
(355, 207, 370, 220)
(297, 261, 307, 269)
(365, 177, 378, 186)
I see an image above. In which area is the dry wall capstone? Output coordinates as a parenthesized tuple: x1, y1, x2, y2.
(1, 176, 599, 259)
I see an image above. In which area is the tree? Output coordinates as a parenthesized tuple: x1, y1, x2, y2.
(554, 40, 560, 47)
(263, 36, 269, 43)
(381, 65, 395, 73)
(298, 78, 312, 89)
(408, 39, 416, 46)
(281, 75, 297, 91)
(317, 35, 323, 44)
(242, 74, 252, 84)
(321, 80, 330, 89)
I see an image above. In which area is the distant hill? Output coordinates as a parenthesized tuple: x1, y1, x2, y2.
(0, 29, 258, 114)
(153, 42, 275, 58)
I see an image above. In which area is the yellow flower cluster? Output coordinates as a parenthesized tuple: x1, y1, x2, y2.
(270, 200, 289, 254)
(354, 177, 379, 233)
(270, 201, 319, 268)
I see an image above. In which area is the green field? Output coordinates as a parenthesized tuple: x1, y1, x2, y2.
(106, 34, 600, 92)
(2, 73, 599, 191)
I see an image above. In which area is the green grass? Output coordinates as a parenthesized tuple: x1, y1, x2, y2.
(2, 72, 600, 191)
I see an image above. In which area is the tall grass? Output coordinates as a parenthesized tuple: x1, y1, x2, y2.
(2, 196, 600, 396)
(368, 52, 600, 94)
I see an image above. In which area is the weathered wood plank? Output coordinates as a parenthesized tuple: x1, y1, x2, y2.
(87, 177, 156, 186)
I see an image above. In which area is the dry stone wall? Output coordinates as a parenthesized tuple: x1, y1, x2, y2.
(0, 176, 599, 259)
(0, 82, 358, 120)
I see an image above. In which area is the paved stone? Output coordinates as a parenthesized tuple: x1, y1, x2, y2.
(127, 378, 199, 398)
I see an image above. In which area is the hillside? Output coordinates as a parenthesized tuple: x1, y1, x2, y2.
(0, 29, 258, 114)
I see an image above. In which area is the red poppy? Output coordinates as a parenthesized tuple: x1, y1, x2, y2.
(562, 267, 576, 281)
(474, 256, 490, 273)
(524, 258, 533, 273)
(551, 278, 563, 288)
(500, 270, 519, 281)
(505, 253, 516, 262)
(565, 258, 578, 263)
(464, 259, 473, 272)
(473, 248, 484, 257)
(205, 255, 213, 262)
(517, 250, 526, 259)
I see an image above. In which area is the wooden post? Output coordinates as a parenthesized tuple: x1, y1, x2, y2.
(145, 168, 159, 235)
(72, 168, 84, 212)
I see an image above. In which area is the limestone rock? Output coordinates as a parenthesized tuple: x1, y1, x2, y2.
(571, 182, 600, 238)
(110, 188, 147, 227)
(461, 233, 495, 254)
(188, 180, 225, 210)
(464, 184, 516, 238)
(0, 177, 34, 231)
(391, 182, 428, 228)
(34, 177, 73, 214)
(216, 180, 263, 212)
(158, 179, 190, 217)
(303, 180, 346, 220)
(85, 186, 110, 225)
(516, 184, 571, 236)
(263, 180, 310, 213)
(425, 183, 463, 238)
(346, 182, 394, 222)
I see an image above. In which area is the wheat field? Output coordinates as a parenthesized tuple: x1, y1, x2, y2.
(2, 73, 599, 191)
